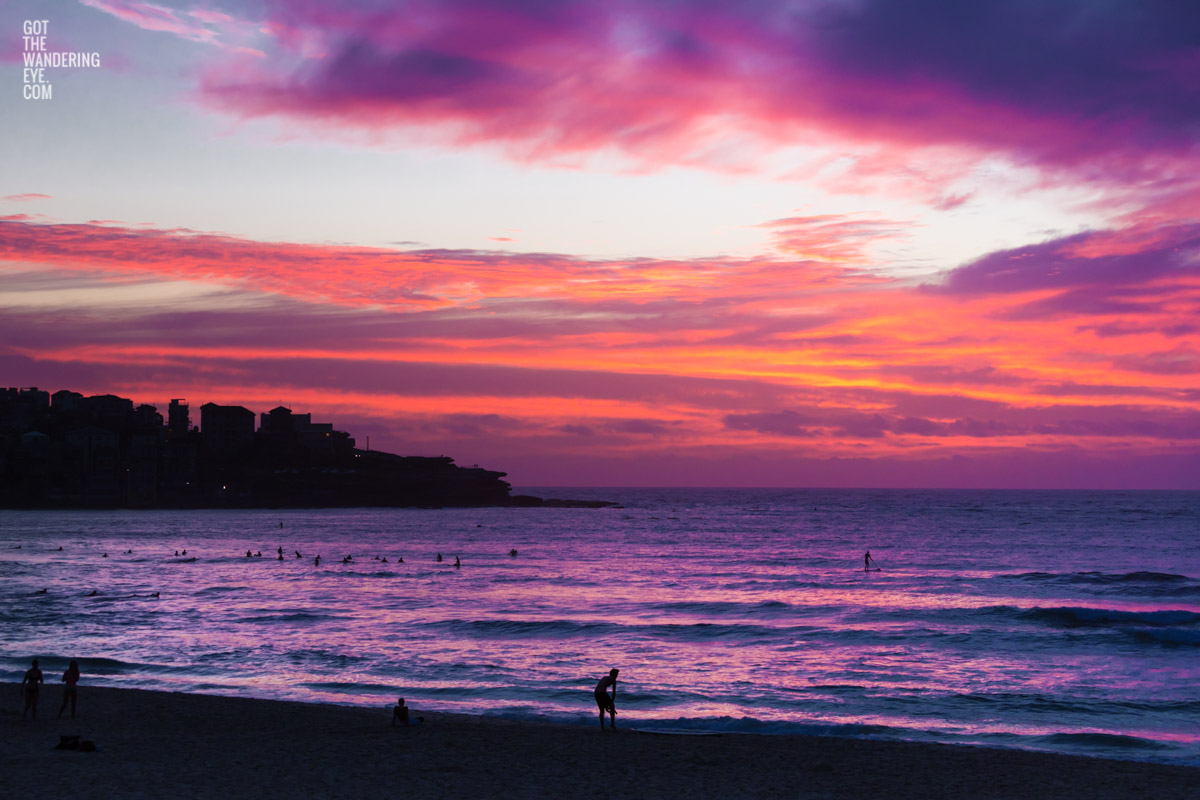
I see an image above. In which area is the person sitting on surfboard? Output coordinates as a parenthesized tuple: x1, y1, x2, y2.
(595, 668, 619, 730)
(864, 551, 872, 571)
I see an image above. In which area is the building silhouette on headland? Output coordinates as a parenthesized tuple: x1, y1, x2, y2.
(0, 387, 517, 509)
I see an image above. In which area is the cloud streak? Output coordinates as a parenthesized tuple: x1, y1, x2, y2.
(2, 213, 1196, 485)
(184, 0, 1200, 207)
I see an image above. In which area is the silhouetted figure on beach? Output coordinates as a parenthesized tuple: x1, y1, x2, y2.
(436, 553, 442, 562)
(58, 660, 80, 719)
(454, 556, 461, 568)
(595, 668, 619, 730)
(391, 697, 423, 726)
(22, 659, 44, 719)
(314, 555, 321, 566)
(864, 551, 872, 572)
(392, 697, 409, 726)
(246, 550, 253, 558)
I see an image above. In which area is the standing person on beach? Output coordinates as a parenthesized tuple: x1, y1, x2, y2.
(595, 668, 619, 730)
(58, 660, 80, 719)
(21, 659, 44, 719)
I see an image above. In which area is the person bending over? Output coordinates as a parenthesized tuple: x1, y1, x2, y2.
(595, 668, 619, 730)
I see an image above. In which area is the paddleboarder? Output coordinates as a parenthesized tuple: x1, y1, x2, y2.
(864, 550, 872, 571)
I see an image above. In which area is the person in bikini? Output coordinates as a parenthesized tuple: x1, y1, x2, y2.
(21, 659, 44, 720)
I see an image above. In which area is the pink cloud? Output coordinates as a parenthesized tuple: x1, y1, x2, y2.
(758, 214, 910, 262)
(80, 0, 264, 53)
(3, 194, 52, 202)
(80, 0, 223, 43)
(182, 0, 1200, 217)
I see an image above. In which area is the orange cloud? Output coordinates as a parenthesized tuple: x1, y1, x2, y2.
(1, 216, 1197, 486)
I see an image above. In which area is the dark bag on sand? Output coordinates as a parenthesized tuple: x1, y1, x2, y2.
(54, 735, 80, 750)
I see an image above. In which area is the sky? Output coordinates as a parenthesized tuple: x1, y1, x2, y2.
(3, 0, 1198, 488)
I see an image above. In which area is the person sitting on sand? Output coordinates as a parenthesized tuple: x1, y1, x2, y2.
(392, 697, 410, 726)
(391, 697, 424, 726)
(595, 668, 619, 730)
(59, 660, 80, 720)
(22, 659, 44, 720)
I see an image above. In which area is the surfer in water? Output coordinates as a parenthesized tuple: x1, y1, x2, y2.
(595, 668, 619, 730)
(864, 550, 872, 571)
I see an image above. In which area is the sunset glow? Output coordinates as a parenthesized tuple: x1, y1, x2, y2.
(4, 0, 1198, 486)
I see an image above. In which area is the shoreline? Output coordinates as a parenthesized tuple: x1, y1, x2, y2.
(0, 496, 620, 511)
(2, 685, 1197, 799)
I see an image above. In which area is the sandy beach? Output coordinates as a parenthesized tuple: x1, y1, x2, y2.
(1, 684, 1196, 799)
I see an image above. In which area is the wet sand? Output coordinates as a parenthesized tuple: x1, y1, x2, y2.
(2, 684, 1197, 799)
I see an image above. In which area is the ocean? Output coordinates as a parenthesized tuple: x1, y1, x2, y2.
(2, 489, 1198, 765)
